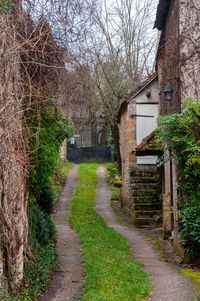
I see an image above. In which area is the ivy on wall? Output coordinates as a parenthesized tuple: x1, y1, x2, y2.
(27, 103, 74, 245)
(156, 99, 200, 259)
(0, 0, 12, 15)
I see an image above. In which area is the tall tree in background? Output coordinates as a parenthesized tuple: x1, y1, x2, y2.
(79, 0, 159, 169)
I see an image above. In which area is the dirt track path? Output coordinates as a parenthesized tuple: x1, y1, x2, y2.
(95, 165, 196, 301)
(38, 165, 83, 301)
(38, 164, 197, 301)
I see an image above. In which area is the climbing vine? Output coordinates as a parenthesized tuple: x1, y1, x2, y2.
(27, 103, 74, 245)
(156, 99, 200, 259)
(0, 0, 12, 15)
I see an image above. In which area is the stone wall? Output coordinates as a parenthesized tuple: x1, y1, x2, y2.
(119, 106, 132, 207)
(157, 0, 181, 116)
(128, 164, 162, 226)
(179, 0, 200, 100)
(156, 0, 200, 251)
(119, 76, 160, 225)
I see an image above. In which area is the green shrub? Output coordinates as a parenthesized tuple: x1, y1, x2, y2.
(156, 99, 200, 258)
(0, 243, 57, 301)
(105, 162, 121, 184)
(0, 0, 12, 15)
(28, 106, 74, 196)
(114, 180, 122, 187)
(179, 199, 200, 258)
(38, 183, 56, 214)
(110, 186, 120, 200)
(29, 203, 56, 245)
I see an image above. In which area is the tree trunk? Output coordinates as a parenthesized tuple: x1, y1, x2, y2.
(110, 123, 121, 171)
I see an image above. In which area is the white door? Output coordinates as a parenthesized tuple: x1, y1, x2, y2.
(136, 104, 158, 164)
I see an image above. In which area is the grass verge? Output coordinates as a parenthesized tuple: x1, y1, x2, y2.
(181, 269, 200, 300)
(69, 163, 152, 301)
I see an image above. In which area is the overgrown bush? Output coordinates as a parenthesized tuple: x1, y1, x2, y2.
(29, 203, 56, 245)
(28, 106, 74, 196)
(105, 162, 121, 184)
(105, 162, 122, 201)
(179, 199, 200, 259)
(27, 104, 74, 246)
(156, 99, 200, 258)
(38, 183, 56, 215)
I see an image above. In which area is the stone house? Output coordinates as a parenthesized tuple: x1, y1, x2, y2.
(154, 0, 200, 253)
(118, 74, 163, 226)
(118, 0, 200, 253)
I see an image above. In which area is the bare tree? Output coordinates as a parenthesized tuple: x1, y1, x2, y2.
(78, 0, 159, 169)
(0, 0, 95, 293)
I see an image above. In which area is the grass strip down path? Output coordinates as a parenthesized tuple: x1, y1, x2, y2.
(69, 164, 152, 301)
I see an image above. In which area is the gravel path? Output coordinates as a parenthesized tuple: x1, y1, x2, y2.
(95, 165, 197, 301)
(38, 165, 83, 301)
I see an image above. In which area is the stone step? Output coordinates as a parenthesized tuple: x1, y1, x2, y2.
(135, 217, 162, 226)
(131, 182, 159, 190)
(133, 190, 158, 197)
(131, 176, 160, 184)
(130, 170, 158, 178)
(133, 195, 160, 203)
(133, 203, 162, 211)
(135, 210, 162, 218)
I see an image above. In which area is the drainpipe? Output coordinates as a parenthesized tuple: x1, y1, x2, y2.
(169, 151, 174, 237)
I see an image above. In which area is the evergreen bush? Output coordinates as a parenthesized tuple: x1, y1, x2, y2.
(156, 99, 200, 258)
(38, 183, 56, 214)
(29, 203, 56, 245)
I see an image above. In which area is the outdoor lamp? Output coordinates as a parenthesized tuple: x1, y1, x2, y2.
(146, 90, 151, 98)
(164, 83, 173, 101)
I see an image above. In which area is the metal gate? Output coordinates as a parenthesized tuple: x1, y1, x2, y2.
(67, 146, 111, 163)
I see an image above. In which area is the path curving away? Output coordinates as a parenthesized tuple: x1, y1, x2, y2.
(95, 166, 197, 301)
(38, 165, 83, 301)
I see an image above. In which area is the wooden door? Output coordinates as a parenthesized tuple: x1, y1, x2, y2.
(136, 103, 158, 164)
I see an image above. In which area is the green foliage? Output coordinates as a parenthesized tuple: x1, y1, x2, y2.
(114, 180, 122, 187)
(110, 186, 120, 201)
(108, 134, 116, 161)
(38, 183, 56, 214)
(105, 163, 121, 201)
(28, 203, 56, 245)
(156, 99, 200, 258)
(58, 161, 74, 183)
(69, 164, 152, 301)
(105, 162, 121, 184)
(0, 0, 12, 15)
(29, 107, 74, 195)
(0, 244, 58, 301)
(179, 199, 200, 259)
(27, 105, 74, 245)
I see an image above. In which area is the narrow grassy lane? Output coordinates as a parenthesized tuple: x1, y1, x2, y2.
(69, 163, 152, 301)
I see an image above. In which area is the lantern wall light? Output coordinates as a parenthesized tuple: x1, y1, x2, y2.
(164, 83, 173, 101)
